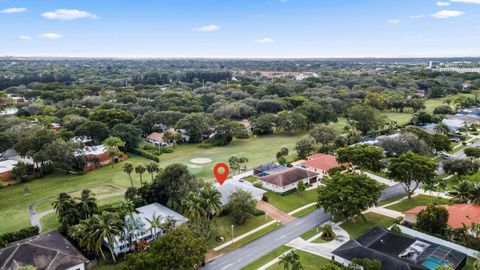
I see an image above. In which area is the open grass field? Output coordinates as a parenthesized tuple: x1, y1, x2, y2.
(386, 194, 453, 213)
(340, 212, 396, 239)
(158, 134, 302, 180)
(382, 112, 412, 126)
(40, 212, 60, 233)
(0, 134, 301, 235)
(386, 194, 455, 212)
(266, 189, 318, 213)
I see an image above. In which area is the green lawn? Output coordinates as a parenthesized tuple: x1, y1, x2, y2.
(330, 117, 348, 133)
(382, 112, 412, 126)
(266, 189, 318, 213)
(386, 194, 453, 213)
(267, 250, 331, 270)
(40, 212, 60, 233)
(292, 205, 318, 218)
(210, 214, 273, 248)
(241, 246, 292, 270)
(300, 226, 322, 240)
(340, 212, 396, 239)
(0, 134, 301, 235)
(219, 223, 280, 253)
(242, 175, 258, 184)
(378, 194, 406, 206)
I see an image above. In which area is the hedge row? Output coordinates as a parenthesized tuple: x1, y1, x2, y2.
(0, 226, 39, 247)
(130, 148, 160, 162)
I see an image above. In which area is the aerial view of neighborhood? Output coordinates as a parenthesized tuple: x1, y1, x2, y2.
(1, 0, 480, 270)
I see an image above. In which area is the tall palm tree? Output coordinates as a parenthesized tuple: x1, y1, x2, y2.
(146, 162, 160, 182)
(79, 212, 123, 263)
(145, 214, 163, 238)
(77, 189, 97, 219)
(181, 192, 206, 222)
(123, 162, 134, 186)
(52, 192, 75, 215)
(278, 251, 303, 270)
(451, 181, 472, 203)
(199, 183, 222, 220)
(135, 164, 146, 187)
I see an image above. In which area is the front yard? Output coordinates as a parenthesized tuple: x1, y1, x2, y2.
(340, 212, 397, 239)
(266, 189, 318, 213)
(385, 194, 453, 213)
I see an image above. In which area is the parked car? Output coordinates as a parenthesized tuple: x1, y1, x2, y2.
(449, 137, 461, 143)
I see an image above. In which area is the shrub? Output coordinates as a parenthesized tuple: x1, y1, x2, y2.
(0, 226, 39, 247)
(197, 143, 213, 149)
(281, 188, 297, 196)
(253, 181, 263, 189)
(391, 224, 401, 233)
(262, 194, 269, 202)
(130, 148, 160, 162)
(253, 209, 265, 216)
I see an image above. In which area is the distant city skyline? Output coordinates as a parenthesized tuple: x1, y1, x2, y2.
(1, 0, 480, 58)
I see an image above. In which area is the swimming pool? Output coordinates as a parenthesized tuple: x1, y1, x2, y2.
(422, 256, 449, 270)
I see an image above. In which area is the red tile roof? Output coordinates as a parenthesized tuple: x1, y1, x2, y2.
(405, 204, 480, 229)
(300, 153, 341, 171)
(147, 132, 164, 142)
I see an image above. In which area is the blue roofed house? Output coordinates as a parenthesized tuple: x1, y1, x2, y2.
(106, 203, 188, 255)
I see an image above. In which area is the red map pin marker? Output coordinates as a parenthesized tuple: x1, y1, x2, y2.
(214, 163, 229, 186)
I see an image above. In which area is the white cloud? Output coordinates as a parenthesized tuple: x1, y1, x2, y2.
(195, 24, 220, 32)
(387, 19, 400, 24)
(450, 0, 480, 4)
(257, 37, 274, 44)
(0, 7, 26, 14)
(410, 14, 425, 19)
(430, 10, 464, 18)
(18, 35, 32, 40)
(437, 1, 451, 6)
(42, 9, 97, 20)
(38, 33, 63, 40)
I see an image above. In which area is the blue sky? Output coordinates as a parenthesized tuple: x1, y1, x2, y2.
(0, 0, 479, 58)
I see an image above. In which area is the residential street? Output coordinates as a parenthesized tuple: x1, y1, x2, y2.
(202, 184, 407, 270)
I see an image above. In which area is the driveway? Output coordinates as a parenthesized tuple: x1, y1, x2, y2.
(256, 200, 295, 224)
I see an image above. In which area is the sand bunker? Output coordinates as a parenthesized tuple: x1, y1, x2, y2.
(190, 158, 212, 165)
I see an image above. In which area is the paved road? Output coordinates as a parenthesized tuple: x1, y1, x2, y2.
(202, 209, 332, 270)
(202, 184, 407, 270)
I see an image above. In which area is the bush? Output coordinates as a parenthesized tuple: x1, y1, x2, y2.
(160, 147, 174, 154)
(280, 188, 297, 196)
(0, 226, 39, 247)
(130, 148, 160, 162)
(253, 209, 265, 216)
(391, 224, 401, 233)
(395, 216, 404, 224)
(262, 194, 269, 202)
(253, 181, 263, 189)
(197, 143, 213, 149)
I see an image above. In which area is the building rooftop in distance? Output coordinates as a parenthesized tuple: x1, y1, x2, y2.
(259, 167, 319, 187)
(0, 159, 18, 174)
(405, 204, 480, 229)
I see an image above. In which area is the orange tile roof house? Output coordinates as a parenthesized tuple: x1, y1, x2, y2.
(146, 132, 167, 146)
(295, 153, 345, 176)
(405, 204, 480, 233)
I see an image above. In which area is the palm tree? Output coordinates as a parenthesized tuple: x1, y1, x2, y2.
(181, 192, 206, 222)
(79, 212, 123, 263)
(278, 251, 303, 270)
(52, 192, 75, 215)
(451, 181, 472, 203)
(145, 214, 163, 238)
(123, 162, 134, 186)
(77, 189, 97, 219)
(434, 123, 450, 135)
(469, 184, 480, 205)
(199, 183, 222, 220)
(321, 224, 335, 239)
(135, 164, 146, 187)
(146, 162, 160, 182)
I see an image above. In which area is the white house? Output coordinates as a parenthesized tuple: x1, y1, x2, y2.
(214, 181, 266, 206)
(106, 203, 188, 255)
(258, 167, 319, 194)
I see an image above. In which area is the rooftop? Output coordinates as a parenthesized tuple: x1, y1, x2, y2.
(259, 167, 318, 187)
(147, 132, 164, 141)
(298, 153, 342, 171)
(405, 204, 480, 229)
(214, 181, 266, 206)
(0, 231, 88, 270)
(0, 159, 18, 174)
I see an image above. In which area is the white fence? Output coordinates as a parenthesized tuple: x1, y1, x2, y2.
(396, 225, 479, 258)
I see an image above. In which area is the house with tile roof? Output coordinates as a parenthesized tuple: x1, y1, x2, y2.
(405, 204, 480, 237)
(294, 153, 347, 177)
(0, 231, 89, 270)
(258, 167, 319, 194)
